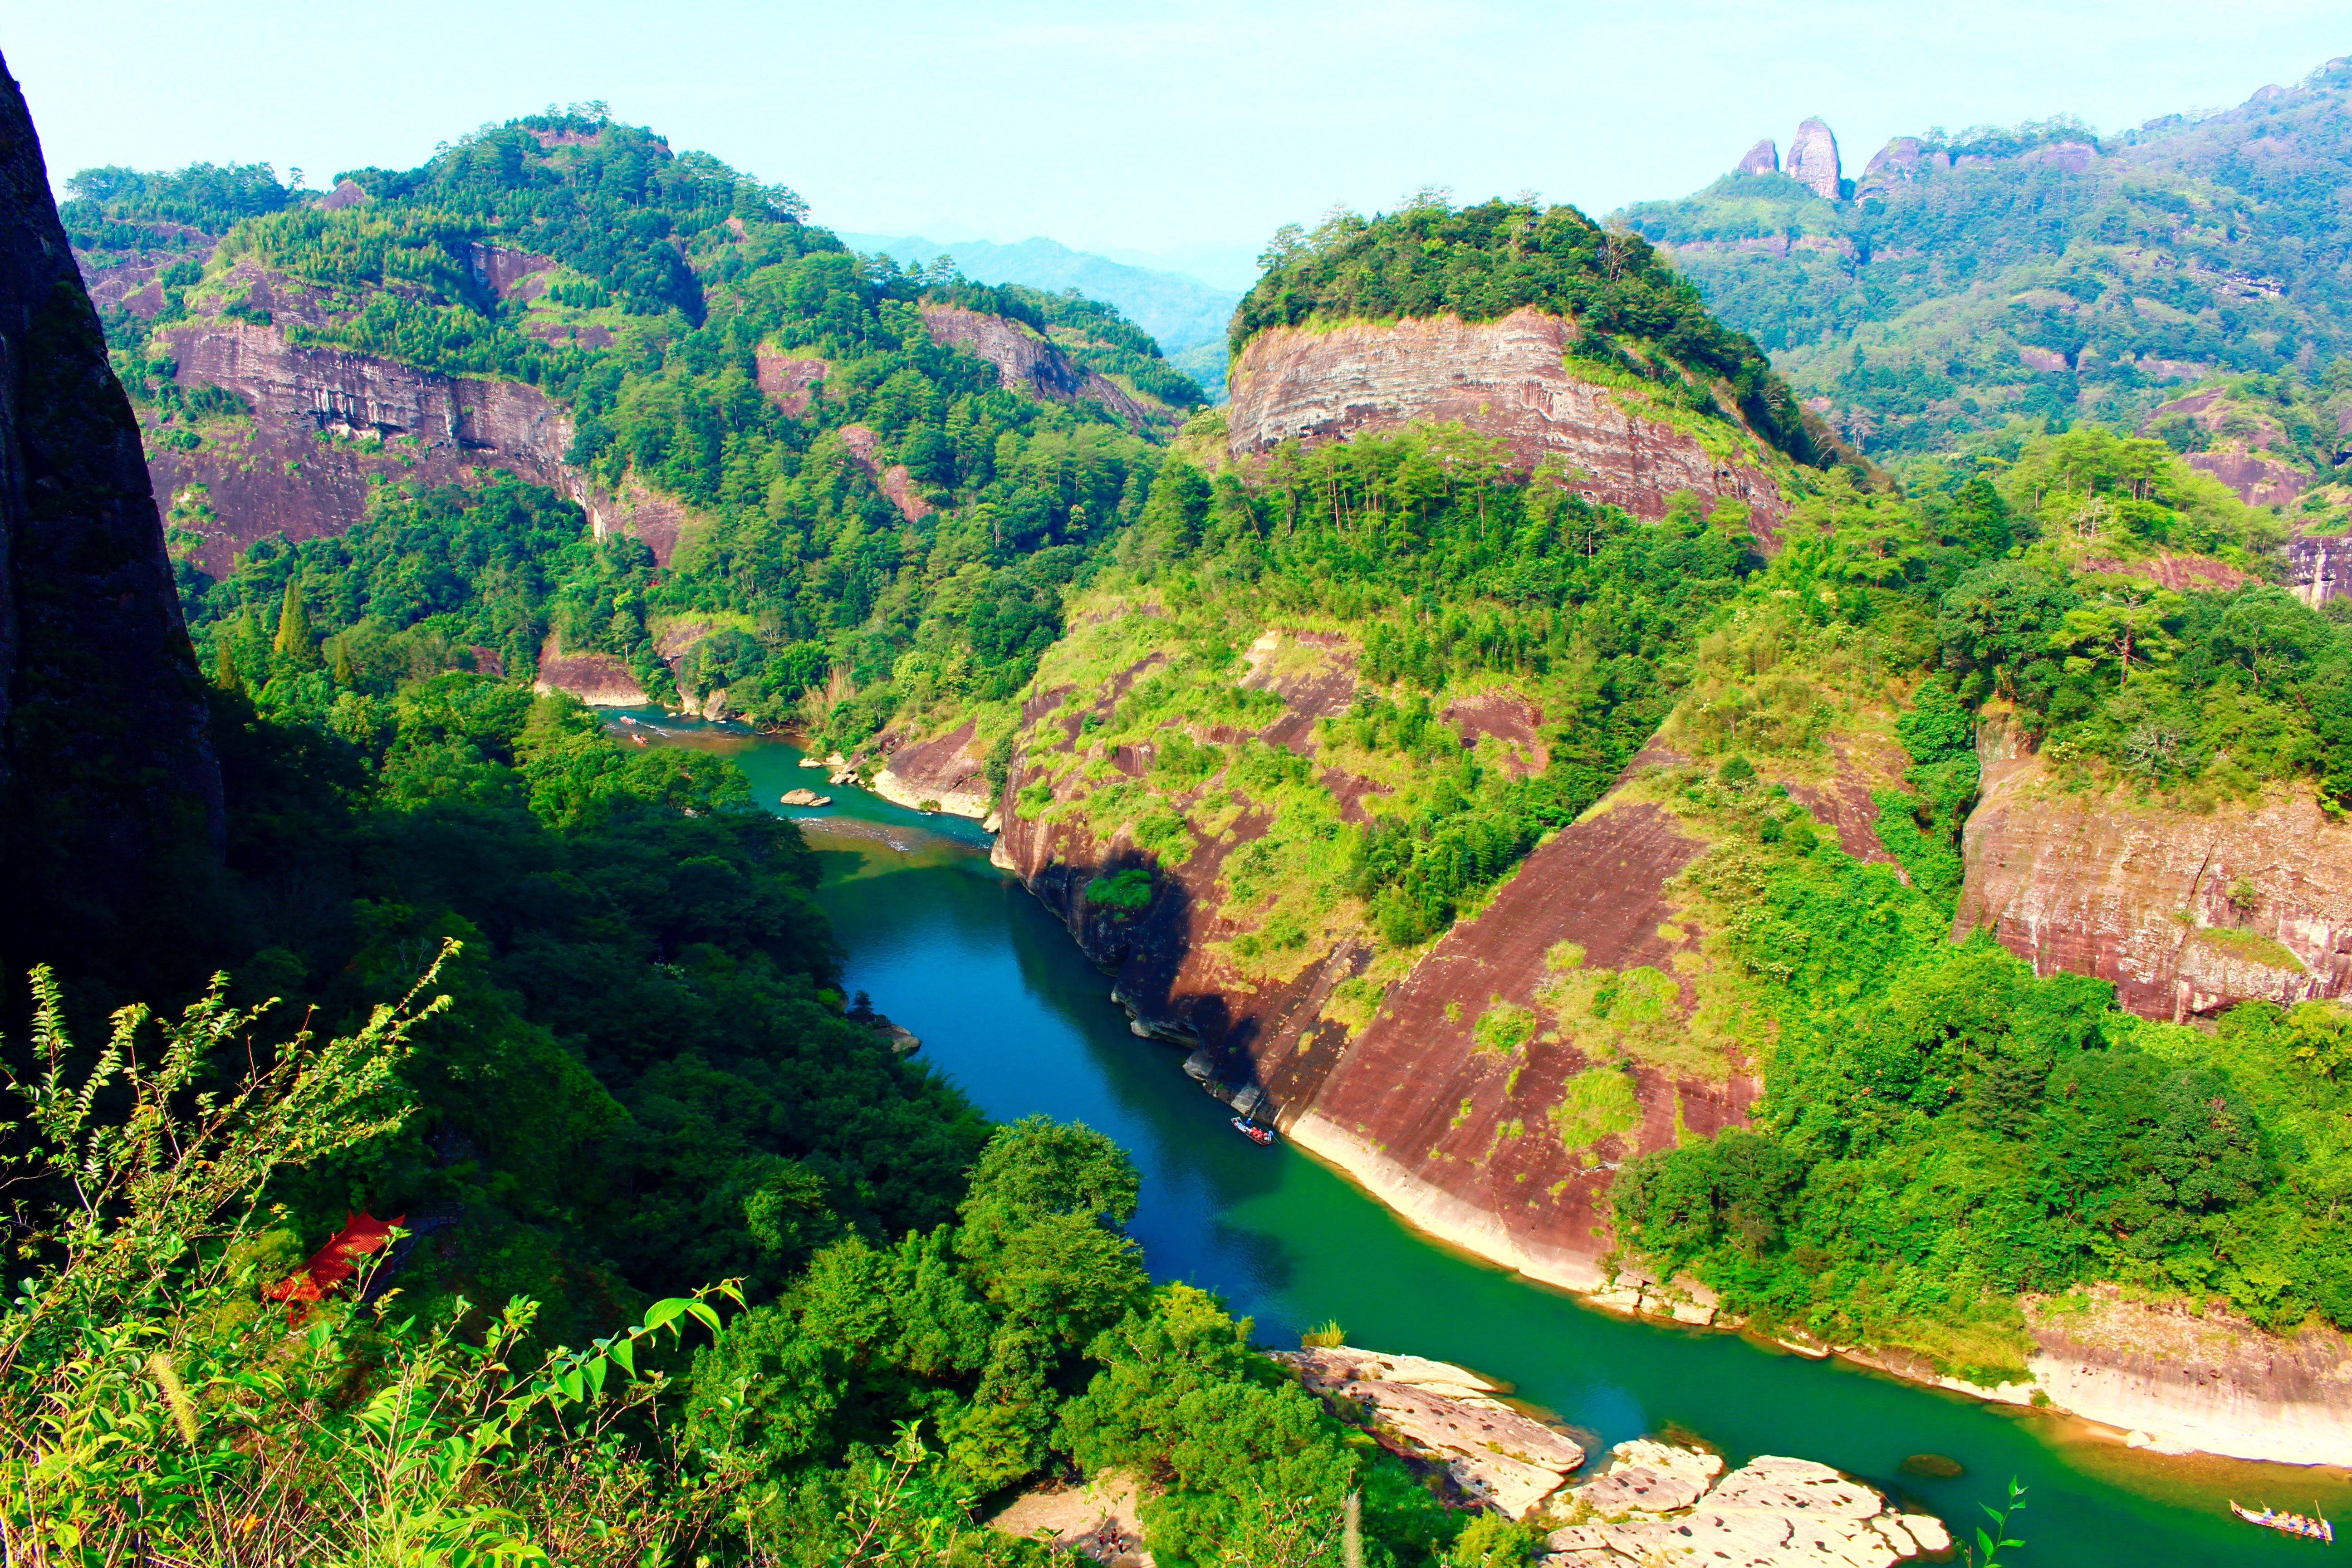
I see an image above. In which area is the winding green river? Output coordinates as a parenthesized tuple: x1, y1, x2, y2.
(630, 710, 2346, 1566)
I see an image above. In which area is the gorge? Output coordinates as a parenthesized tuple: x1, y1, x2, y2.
(14, 40, 2352, 1568)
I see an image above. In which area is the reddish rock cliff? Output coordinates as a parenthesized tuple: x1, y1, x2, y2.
(143, 313, 693, 574)
(1956, 710, 2352, 1019)
(1223, 309, 1787, 535)
(918, 303, 1165, 431)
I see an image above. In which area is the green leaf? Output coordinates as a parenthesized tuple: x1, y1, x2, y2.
(640, 1297, 689, 1335)
(686, 1300, 723, 1335)
(608, 1336, 635, 1377)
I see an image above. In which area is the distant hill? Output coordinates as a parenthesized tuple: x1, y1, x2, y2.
(839, 232, 1240, 399)
(1621, 56, 2352, 460)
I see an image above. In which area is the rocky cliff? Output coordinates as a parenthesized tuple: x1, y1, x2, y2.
(1956, 709, 2352, 1019)
(144, 297, 700, 574)
(1784, 118, 1842, 201)
(917, 303, 1168, 431)
(0, 51, 221, 989)
(1223, 308, 1788, 535)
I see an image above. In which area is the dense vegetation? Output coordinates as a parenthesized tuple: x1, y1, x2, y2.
(2, 998, 1481, 1565)
(73, 112, 1200, 744)
(1621, 59, 2352, 457)
(1239, 197, 1821, 463)
(1599, 425, 2352, 1370)
(1013, 421, 1755, 965)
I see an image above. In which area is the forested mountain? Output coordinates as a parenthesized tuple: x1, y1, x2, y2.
(20, 44, 2352, 1563)
(67, 109, 1206, 750)
(1622, 57, 2352, 464)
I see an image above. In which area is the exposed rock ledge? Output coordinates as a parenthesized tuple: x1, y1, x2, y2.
(1274, 1345, 1951, 1566)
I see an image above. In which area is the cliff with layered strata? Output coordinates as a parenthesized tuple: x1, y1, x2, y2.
(1223, 308, 1788, 536)
(1955, 708, 2352, 1019)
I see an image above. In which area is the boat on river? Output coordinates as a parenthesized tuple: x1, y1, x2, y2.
(2232, 1502, 2334, 1542)
(1232, 1115, 1275, 1146)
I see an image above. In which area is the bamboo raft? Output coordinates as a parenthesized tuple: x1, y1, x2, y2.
(2233, 1502, 2335, 1543)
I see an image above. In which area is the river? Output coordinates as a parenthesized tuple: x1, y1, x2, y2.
(627, 708, 2347, 1566)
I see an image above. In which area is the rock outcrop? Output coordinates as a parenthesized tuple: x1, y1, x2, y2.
(1546, 1448, 1951, 1568)
(2024, 1290, 2352, 1465)
(918, 303, 1165, 431)
(2144, 387, 2308, 509)
(1955, 709, 2352, 1018)
(531, 634, 646, 706)
(1278, 1346, 1584, 1518)
(1735, 139, 1779, 176)
(1856, 137, 1946, 199)
(141, 306, 696, 576)
(869, 719, 995, 817)
(1275, 1344, 1950, 1563)
(0, 49, 223, 985)
(1785, 118, 1842, 201)
(1224, 308, 1788, 535)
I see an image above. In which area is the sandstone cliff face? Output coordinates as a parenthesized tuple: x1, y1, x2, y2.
(0, 51, 221, 981)
(143, 311, 693, 573)
(917, 304, 1165, 431)
(1955, 711, 2352, 1019)
(2025, 1291, 2352, 1465)
(983, 625, 1773, 1299)
(1223, 309, 1787, 536)
(1735, 139, 1779, 176)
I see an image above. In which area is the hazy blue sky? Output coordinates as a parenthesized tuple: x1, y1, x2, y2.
(10, 0, 2347, 275)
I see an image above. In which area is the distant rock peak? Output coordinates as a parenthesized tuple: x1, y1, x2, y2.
(1735, 138, 1779, 176)
(1786, 117, 1842, 201)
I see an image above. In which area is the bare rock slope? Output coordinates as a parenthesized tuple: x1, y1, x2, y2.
(1956, 709, 2352, 1019)
(0, 49, 222, 976)
(1224, 308, 1787, 535)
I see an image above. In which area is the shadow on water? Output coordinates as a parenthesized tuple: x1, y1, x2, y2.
(620, 708, 2352, 1567)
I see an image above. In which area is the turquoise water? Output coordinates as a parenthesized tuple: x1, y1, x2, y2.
(624, 708, 2345, 1566)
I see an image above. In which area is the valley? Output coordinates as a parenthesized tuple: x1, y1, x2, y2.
(11, 37, 2352, 1568)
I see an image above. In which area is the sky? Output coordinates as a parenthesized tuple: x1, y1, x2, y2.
(9, 0, 2348, 284)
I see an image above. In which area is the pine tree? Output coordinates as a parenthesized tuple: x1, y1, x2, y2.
(272, 578, 318, 668)
(211, 633, 242, 693)
(331, 637, 356, 687)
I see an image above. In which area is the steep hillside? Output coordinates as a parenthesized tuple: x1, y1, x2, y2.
(1623, 58, 2352, 461)
(860, 201, 2352, 1455)
(69, 113, 1197, 733)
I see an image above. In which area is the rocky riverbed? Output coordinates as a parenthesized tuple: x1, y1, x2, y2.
(1278, 1346, 1954, 1568)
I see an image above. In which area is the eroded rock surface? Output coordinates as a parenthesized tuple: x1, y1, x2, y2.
(2024, 1290, 2352, 1465)
(143, 309, 694, 572)
(918, 303, 1163, 431)
(1278, 1346, 1584, 1518)
(1956, 710, 2352, 1017)
(1545, 1448, 1951, 1568)
(1224, 309, 1787, 535)
(1785, 118, 1843, 201)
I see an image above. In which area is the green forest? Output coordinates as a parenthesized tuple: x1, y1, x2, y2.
(1620, 59, 2352, 458)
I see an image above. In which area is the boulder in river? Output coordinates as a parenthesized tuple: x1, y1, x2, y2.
(1278, 1345, 1584, 1518)
(779, 788, 832, 807)
(1544, 1448, 1953, 1567)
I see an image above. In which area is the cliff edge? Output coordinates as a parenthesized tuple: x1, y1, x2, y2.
(0, 51, 221, 989)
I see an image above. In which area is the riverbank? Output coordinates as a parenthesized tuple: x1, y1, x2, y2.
(621, 708, 2352, 1564)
